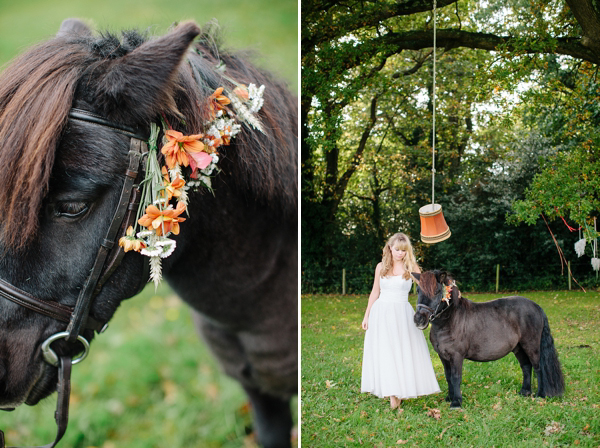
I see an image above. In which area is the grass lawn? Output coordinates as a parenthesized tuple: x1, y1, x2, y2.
(301, 290, 600, 447)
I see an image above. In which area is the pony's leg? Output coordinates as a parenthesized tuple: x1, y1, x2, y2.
(242, 386, 293, 448)
(448, 357, 464, 409)
(440, 358, 454, 403)
(513, 345, 533, 396)
(519, 338, 543, 397)
(191, 311, 295, 447)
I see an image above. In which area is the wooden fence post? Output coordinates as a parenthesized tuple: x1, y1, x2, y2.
(342, 268, 346, 295)
(496, 264, 500, 293)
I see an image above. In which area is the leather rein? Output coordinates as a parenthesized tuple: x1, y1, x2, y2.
(0, 109, 150, 448)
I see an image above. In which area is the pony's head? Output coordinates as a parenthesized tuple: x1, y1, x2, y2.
(412, 270, 460, 330)
(0, 19, 204, 409)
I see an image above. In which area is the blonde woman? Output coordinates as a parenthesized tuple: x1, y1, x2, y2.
(361, 233, 440, 408)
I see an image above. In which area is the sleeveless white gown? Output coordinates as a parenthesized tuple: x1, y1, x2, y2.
(361, 275, 440, 399)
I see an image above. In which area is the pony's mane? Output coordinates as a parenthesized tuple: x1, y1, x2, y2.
(0, 25, 297, 249)
(0, 36, 92, 249)
(419, 271, 439, 299)
(420, 270, 469, 308)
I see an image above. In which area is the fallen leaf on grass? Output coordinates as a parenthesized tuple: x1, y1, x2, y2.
(396, 439, 408, 444)
(427, 408, 441, 420)
(325, 380, 337, 389)
(544, 421, 564, 436)
(437, 424, 455, 440)
(492, 402, 502, 411)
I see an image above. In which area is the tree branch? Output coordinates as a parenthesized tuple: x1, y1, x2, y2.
(302, 0, 459, 52)
(334, 95, 379, 209)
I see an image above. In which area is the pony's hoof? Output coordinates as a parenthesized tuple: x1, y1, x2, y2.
(519, 389, 532, 397)
(449, 404, 462, 409)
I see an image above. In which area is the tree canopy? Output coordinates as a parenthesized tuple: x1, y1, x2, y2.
(302, 0, 600, 292)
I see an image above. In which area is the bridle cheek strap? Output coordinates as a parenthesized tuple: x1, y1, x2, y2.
(65, 138, 147, 343)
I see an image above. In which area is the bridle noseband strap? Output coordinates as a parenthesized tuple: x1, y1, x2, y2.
(0, 278, 104, 332)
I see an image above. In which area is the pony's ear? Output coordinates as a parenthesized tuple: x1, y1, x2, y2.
(411, 272, 421, 283)
(57, 18, 92, 37)
(436, 271, 448, 285)
(86, 21, 201, 124)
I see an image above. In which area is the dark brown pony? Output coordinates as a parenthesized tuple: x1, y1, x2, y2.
(0, 19, 296, 447)
(413, 271, 564, 409)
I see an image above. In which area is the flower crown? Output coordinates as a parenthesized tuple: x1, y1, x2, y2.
(119, 81, 266, 287)
(443, 280, 460, 304)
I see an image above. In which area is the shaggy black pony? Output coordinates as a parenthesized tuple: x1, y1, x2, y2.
(0, 19, 297, 447)
(413, 271, 564, 409)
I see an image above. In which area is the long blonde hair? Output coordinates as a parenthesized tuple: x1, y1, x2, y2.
(381, 233, 419, 280)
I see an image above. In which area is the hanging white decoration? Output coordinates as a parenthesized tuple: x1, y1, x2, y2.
(574, 238, 586, 257)
(592, 258, 600, 271)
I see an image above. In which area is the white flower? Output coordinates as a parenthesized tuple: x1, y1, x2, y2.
(153, 197, 169, 206)
(199, 175, 212, 189)
(575, 238, 586, 257)
(141, 246, 162, 257)
(248, 83, 265, 113)
(156, 238, 176, 258)
(592, 258, 600, 271)
(136, 230, 153, 239)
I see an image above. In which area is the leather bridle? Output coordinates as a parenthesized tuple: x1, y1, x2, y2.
(416, 286, 452, 325)
(0, 108, 151, 448)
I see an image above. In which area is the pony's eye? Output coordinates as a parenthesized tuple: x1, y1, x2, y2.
(54, 202, 89, 218)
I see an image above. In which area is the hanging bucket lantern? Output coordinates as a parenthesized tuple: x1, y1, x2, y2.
(418, 1, 450, 245)
(419, 203, 451, 244)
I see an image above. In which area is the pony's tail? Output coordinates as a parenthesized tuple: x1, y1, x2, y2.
(538, 314, 565, 397)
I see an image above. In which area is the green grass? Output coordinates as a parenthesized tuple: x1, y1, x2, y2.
(301, 290, 600, 447)
(0, 0, 297, 90)
(3, 284, 298, 446)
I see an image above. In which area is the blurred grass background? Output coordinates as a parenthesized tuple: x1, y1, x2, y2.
(0, 0, 297, 89)
(0, 1, 297, 446)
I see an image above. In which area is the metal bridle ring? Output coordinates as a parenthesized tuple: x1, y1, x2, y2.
(41, 331, 90, 367)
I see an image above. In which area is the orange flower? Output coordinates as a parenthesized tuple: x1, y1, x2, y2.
(233, 85, 249, 100)
(208, 87, 231, 115)
(138, 202, 187, 236)
(118, 226, 147, 252)
(161, 130, 205, 169)
(161, 167, 186, 201)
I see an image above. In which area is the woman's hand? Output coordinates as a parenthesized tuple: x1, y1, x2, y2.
(361, 316, 369, 330)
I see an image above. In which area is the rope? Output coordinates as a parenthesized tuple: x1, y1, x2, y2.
(431, 0, 437, 205)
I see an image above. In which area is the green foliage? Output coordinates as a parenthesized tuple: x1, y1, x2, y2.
(301, 291, 600, 446)
(302, 0, 600, 293)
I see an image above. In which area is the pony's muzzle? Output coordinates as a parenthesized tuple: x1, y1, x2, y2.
(413, 311, 430, 330)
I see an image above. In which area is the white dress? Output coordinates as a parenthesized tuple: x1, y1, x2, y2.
(361, 275, 440, 399)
